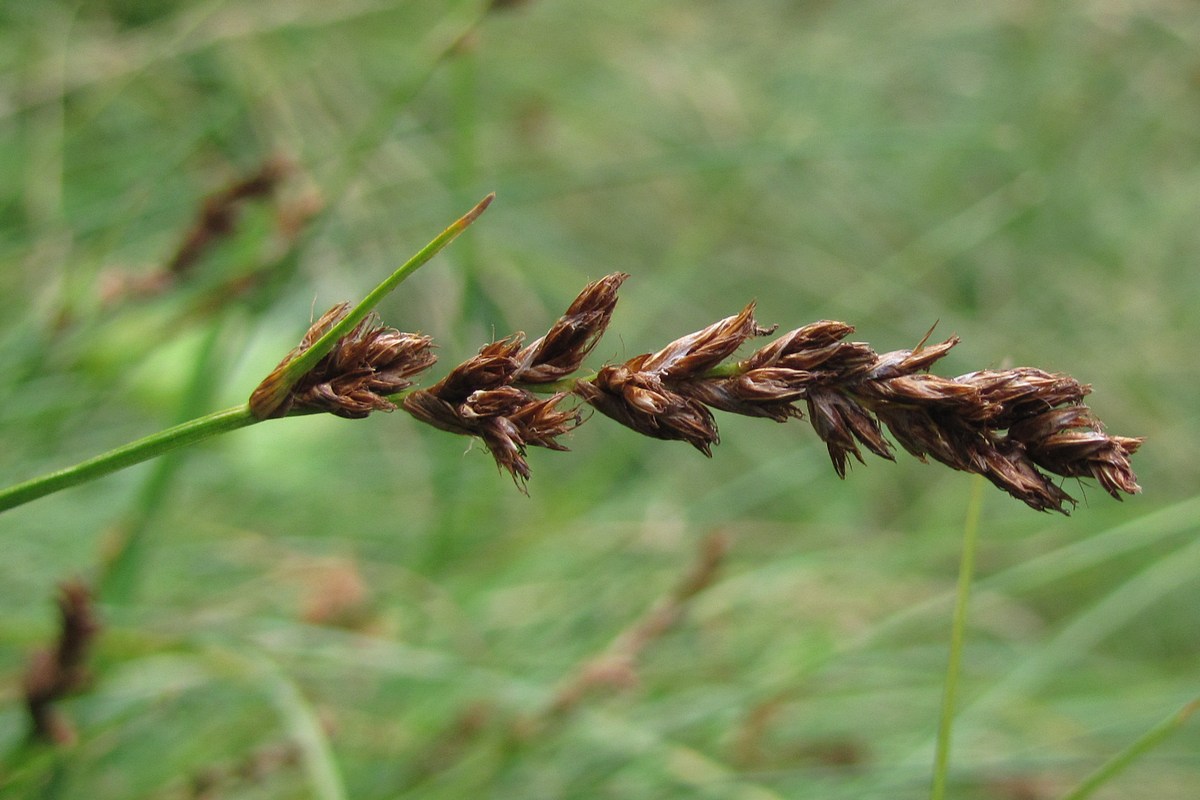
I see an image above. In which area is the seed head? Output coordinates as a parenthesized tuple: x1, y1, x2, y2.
(23, 580, 100, 744)
(575, 365, 720, 455)
(574, 295, 1141, 512)
(402, 274, 633, 484)
(251, 303, 436, 419)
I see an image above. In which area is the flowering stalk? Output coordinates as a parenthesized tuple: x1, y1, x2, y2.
(0, 224, 1142, 514)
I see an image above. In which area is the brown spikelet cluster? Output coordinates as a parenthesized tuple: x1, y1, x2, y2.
(402, 274, 627, 487)
(574, 304, 774, 455)
(253, 303, 436, 419)
(576, 292, 1141, 513)
(22, 580, 100, 744)
(251, 271, 1140, 512)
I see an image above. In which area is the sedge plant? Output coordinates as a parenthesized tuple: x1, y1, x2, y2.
(4, 196, 1156, 796)
(0, 195, 1142, 517)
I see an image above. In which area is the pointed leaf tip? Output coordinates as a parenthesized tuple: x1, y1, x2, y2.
(465, 192, 495, 224)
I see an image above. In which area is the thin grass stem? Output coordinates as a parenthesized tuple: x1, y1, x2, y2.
(0, 404, 258, 514)
(98, 321, 231, 602)
(930, 474, 986, 800)
(259, 657, 348, 800)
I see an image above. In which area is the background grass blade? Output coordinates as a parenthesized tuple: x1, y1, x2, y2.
(929, 475, 985, 800)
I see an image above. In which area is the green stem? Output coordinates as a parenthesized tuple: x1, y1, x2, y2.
(98, 321, 232, 603)
(930, 474, 986, 800)
(518, 374, 592, 395)
(0, 405, 258, 514)
(517, 361, 744, 396)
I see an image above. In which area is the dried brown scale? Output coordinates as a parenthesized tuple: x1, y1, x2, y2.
(514, 273, 628, 382)
(1006, 406, 1096, 443)
(981, 438, 1075, 513)
(930, 368, 1091, 428)
(854, 366, 1140, 512)
(573, 303, 775, 454)
(503, 392, 578, 450)
(865, 338, 960, 380)
(740, 320, 857, 370)
(675, 368, 809, 422)
(1028, 432, 1143, 496)
(434, 337, 523, 401)
(639, 303, 774, 379)
(574, 368, 720, 455)
(815, 388, 895, 471)
(405, 380, 580, 488)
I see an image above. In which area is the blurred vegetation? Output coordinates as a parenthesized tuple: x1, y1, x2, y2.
(1, 1, 1198, 798)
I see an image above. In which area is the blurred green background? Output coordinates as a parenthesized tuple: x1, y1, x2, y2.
(1, 1, 1198, 798)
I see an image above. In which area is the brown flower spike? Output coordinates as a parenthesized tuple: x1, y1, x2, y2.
(577, 293, 1141, 513)
(250, 270, 1139, 512)
(574, 303, 773, 455)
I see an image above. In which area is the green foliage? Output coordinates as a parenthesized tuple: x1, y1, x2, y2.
(2, 1, 1198, 798)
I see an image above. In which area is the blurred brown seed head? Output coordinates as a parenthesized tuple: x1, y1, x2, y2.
(23, 579, 100, 744)
(168, 156, 293, 278)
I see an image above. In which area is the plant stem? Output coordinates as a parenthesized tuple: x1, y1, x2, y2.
(518, 362, 747, 396)
(929, 474, 986, 800)
(98, 321, 232, 603)
(0, 405, 258, 514)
